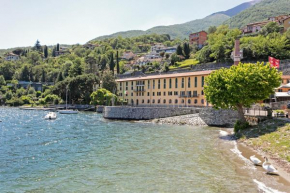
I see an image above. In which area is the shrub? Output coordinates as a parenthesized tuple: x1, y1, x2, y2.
(6, 97, 24, 106)
(44, 94, 62, 104)
(234, 120, 250, 133)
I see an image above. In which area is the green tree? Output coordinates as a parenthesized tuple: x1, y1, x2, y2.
(56, 71, 64, 83)
(204, 62, 281, 123)
(208, 26, 217, 34)
(41, 69, 46, 82)
(260, 22, 282, 36)
(52, 47, 56, 57)
(43, 45, 48, 58)
(56, 43, 60, 51)
(183, 42, 190, 59)
(109, 53, 115, 73)
(33, 40, 42, 52)
(69, 60, 83, 77)
(176, 45, 183, 56)
(0, 75, 6, 86)
(102, 70, 117, 93)
(19, 65, 31, 81)
(116, 51, 120, 74)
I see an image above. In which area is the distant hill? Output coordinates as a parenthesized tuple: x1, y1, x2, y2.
(92, 1, 259, 41)
(213, 0, 261, 17)
(224, 0, 290, 29)
(92, 14, 230, 41)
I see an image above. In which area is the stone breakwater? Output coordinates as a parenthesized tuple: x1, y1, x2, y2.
(104, 106, 239, 127)
(151, 114, 207, 126)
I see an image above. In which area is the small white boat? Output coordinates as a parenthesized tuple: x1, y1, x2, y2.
(262, 157, 278, 175)
(44, 112, 57, 120)
(250, 155, 262, 165)
(219, 130, 228, 137)
(58, 110, 78, 114)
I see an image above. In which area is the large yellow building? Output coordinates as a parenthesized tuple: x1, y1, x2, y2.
(116, 70, 212, 107)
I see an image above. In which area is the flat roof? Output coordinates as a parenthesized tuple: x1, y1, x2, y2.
(116, 70, 213, 82)
(275, 92, 290, 97)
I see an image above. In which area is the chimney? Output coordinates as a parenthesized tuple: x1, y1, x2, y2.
(234, 39, 241, 65)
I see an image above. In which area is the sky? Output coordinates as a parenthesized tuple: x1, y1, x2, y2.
(0, 0, 248, 49)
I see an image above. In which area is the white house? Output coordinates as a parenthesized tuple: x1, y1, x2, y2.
(5, 53, 20, 61)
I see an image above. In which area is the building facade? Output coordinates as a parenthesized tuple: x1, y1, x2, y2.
(283, 17, 290, 32)
(116, 71, 212, 107)
(189, 31, 208, 48)
(5, 53, 20, 61)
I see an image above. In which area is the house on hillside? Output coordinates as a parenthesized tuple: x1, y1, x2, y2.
(83, 43, 99, 49)
(155, 47, 177, 54)
(55, 48, 70, 57)
(189, 31, 207, 49)
(121, 51, 136, 60)
(4, 53, 20, 61)
(282, 16, 290, 32)
(151, 43, 166, 53)
(241, 21, 269, 34)
(268, 14, 290, 24)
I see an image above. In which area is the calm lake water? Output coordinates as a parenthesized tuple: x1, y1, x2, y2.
(0, 107, 289, 193)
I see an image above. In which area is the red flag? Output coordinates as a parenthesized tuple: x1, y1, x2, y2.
(269, 56, 280, 68)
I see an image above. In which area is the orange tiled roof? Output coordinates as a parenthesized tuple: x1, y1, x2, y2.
(116, 70, 213, 82)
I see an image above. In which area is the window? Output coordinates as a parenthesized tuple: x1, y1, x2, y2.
(188, 77, 191, 88)
(147, 92, 150, 96)
(158, 99, 161, 104)
(168, 91, 172, 96)
(278, 89, 283, 92)
(153, 99, 155, 104)
(163, 99, 166, 104)
(188, 99, 191, 104)
(175, 78, 178, 88)
(182, 78, 184, 88)
(131, 99, 134, 104)
(148, 80, 150, 89)
(131, 93, 133, 96)
(153, 92, 155, 96)
(126, 82, 128, 90)
(201, 90, 204, 95)
(169, 79, 172, 88)
(202, 76, 204, 87)
(175, 99, 178, 104)
(187, 91, 191, 97)
(119, 82, 122, 91)
(131, 81, 133, 90)
(201, 99, 204, 104)
(174, 91, 179, 96)
(147, 99, 150, 104)
(180, 91, 185, 97)
(181, 99, 185, 104)
(142, 100, 145, 104)
(163, 92, 166, 96)
(157, 92, 161, 96)
(195, 77, 197, 87)
(169, 99, 172, 104)
(193, 91, 198, 97)
(158, 79, 161, 89)
(194, 99, 198, 104)
(153, 80, 155, 89)
(163, 79, 166, 89)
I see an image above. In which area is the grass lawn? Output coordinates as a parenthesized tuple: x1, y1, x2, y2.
(238, 119, 290, 162)
(169, 59, 199, 70)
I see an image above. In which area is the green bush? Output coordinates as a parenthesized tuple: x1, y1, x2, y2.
(234, 120, 250, 133)
(6, 97, 24, 106)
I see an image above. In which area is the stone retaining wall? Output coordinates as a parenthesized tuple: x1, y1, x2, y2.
(103, 106, 199, 120)
(199, 108, 239, 127)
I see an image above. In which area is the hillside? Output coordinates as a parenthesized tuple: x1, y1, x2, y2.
(213, 0, 261, 17)
(224, 0, 290, 29)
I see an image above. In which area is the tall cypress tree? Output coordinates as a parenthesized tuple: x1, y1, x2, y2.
(176, 45, 183, 56)
(41, 69, 46, 83)
(116, 51, 120, 74)
(52, 47, 56, 57)
(183, 43, 190, 59)
(56, 43, 60, 51)
(43, 45, 48, 58)
(109, 53, 115, 73)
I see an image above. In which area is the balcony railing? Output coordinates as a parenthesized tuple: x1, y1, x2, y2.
(134, 89, 146, 92)
(179, 94, 199, 98)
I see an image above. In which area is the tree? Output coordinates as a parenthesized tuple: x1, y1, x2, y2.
(56, 71, 64, 82)
(33, 40, 42, 52)
(90, 88, 109, 105)
(260, 22, 282, 36)
(69, 59, 83, 77)
(183, 42, 190, 59)
(116, 51, 120, 74)
(19, 65, 31, 81)
(41, 69, 46, 82)
(109, 53, 115, 73)
(204, 62, 281, 123)
(56, 43, 60, 51)
(208, 26, 217, 34)
(43, 45, 48, 58)
(101, 70, 117, 93)
(176, 45, 183, 56)
(52, 47, 56, 57)
(0, 75, 6, 86)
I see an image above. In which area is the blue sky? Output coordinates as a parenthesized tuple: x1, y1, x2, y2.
(0, 0, 248, 49)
